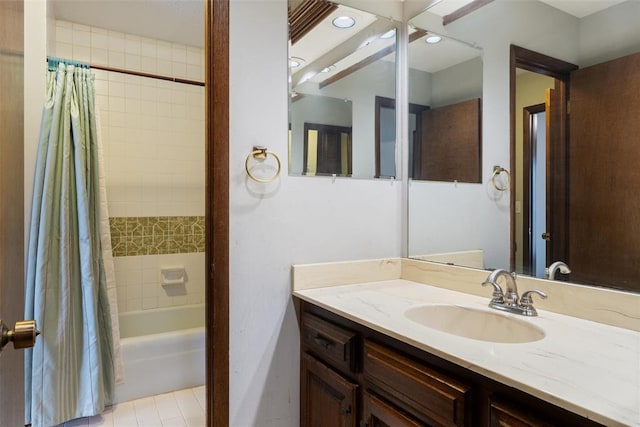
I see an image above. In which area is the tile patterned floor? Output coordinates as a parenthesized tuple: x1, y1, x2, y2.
(61, 386, 206, 427)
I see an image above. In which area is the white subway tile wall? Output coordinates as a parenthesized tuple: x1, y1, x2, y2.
(114, 253, 205, 313)
(55, 20, 205, 313)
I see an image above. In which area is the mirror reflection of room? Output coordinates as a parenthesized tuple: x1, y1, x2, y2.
(288, 0, 398, 179)
(407, 29, 482, 183)
(407, 0, 640, 294)
(513, 45, 640, 292)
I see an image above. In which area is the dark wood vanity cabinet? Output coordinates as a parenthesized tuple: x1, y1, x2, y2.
(363, 340, 470, 426)
(489, 400, 555, 427)
(298, 300, 604, 427)
(301, 312, 359, 426)
(301, 352, 358, 427)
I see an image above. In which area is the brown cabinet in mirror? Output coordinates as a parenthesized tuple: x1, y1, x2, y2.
(415, 98, 481, 183)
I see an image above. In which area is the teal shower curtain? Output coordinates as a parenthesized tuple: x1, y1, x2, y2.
(25, 62, 116, 426)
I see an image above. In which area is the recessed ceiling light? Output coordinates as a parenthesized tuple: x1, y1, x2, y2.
(289, 57, 305, 68)
(425, 35, 442, 44)
(332, 16, 356, 29)
(321, 65, 335, 73)
(380, 29, 396, 39)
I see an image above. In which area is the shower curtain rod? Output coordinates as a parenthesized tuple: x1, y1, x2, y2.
(45, 56, 205, 87)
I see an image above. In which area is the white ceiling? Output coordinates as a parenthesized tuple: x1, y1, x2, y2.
(290, 4, 379, 72)
(50, 0, 627, 51)
(427, 0, 627, 18)
(50, 0, 204, 47)
(290, 4, 399, 86)
(537, 0, 627, 18)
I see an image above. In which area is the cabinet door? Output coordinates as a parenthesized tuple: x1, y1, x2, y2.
(301, 352, 358, 427)
(490, 401, 554, 427)
(363, 391, 426, 427)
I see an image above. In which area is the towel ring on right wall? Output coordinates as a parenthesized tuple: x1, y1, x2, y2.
(491, 166, 511, 191)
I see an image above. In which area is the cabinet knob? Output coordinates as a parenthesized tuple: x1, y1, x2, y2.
(312, 335, 333, 350)
(342, 405, 352, 416)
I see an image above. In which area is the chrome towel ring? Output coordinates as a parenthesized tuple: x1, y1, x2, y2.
(491, 166, 510, 191)
(245, 146, 281, 183)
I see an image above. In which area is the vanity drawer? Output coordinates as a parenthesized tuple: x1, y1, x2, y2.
(363, 340, 471, 427)
(302, 312, 358, 373)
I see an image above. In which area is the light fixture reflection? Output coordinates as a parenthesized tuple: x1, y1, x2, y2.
(332, 16, 356, 29)
(380, 29, 396, 39)
(289, 57, 305, 68)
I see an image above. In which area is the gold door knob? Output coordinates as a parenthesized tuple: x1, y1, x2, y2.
(541, 232, 551, 241)
(0, 319, 40, 352)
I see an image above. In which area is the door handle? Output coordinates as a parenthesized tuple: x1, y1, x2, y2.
(0, 319, 40, 352)
(541, 232, 551, 241)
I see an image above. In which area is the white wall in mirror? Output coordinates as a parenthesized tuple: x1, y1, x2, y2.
(578, 0, 640, 67)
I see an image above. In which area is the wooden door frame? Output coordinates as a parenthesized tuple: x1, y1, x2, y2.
(509, 45, 577, 271)
(205, 0, 229, 425)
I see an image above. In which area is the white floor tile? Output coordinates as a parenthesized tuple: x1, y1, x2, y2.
(134, 396, 162, 424)
(162, 417, 188, 427)
(59, 386, 205, 427)
(184, 415, 206, 427)
(174, 389, 203, 419)
(155, 392, 183, 420)
(192, 386, 206, 411)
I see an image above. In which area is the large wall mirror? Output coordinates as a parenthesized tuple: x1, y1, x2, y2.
(407, 7, 486, 269)
(288, 0, 399, 179)
(407, 0, 640, 294)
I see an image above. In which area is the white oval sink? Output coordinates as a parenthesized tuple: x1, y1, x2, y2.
(404, 305, 545, 343)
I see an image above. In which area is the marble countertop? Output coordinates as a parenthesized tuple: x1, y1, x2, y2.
(294, 279, 640, 427)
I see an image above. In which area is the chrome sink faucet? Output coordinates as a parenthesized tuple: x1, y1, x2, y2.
(481, 269, 547, 316)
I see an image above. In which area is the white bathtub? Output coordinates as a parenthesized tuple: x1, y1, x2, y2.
(113, 304, 205, 403)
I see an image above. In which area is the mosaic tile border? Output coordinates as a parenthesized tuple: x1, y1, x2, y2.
(110, 216, 205, 257)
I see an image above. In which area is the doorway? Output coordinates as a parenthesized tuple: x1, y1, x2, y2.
(0, 1, 229, 426)
(521, 104, 547, 277)
(510, 45, 576, 277)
